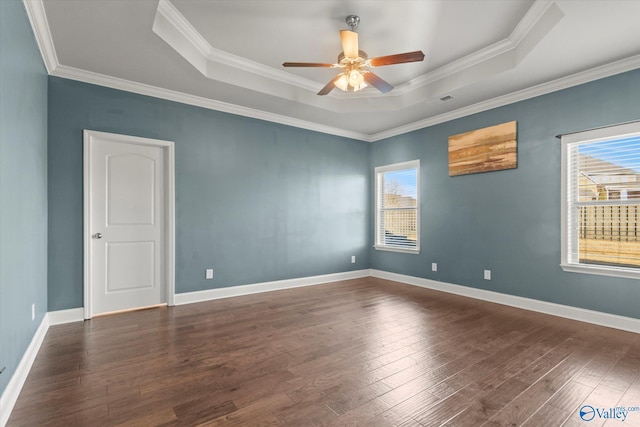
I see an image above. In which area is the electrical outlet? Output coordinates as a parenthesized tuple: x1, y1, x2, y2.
(431, 263, 437, 272)
(351, 255, 356, 264)
(31, 303, 35, 321)
(484, 270, 491, 280)
(206, 269, 214, 279)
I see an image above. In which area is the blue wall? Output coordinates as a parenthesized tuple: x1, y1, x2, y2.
(46, 69, 640, 319)
(47, 77, 371, 310)
(0, 0, 48, 397)
(371, 69, 640, 319)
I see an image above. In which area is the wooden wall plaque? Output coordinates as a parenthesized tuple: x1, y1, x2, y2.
(448, 121, 517, 176)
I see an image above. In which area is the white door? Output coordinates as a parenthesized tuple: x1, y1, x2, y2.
(85, 131, 171, 317)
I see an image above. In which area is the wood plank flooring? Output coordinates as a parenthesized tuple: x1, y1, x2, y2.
(7, 277, 640, 426)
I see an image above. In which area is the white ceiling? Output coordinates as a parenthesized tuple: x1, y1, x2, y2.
(25, 0, 640, 141)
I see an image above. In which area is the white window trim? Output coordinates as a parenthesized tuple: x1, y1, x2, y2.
(560, 121, 640, 279)
(374, 160, 420, 254)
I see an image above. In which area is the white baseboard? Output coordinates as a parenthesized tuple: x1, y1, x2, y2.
(47, 308, 85, 325)
(0, 308, 83, 426)
(0, 315, 49, 427)
(174, 269, 371, 305)
(371, 269, 640, 334)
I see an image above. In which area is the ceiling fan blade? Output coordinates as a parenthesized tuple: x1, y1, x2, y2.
(369, 51, 425, 67)
(317, 75, 341, 96)
(283, 62, 335, 67)
(363, 72, 393, 94)
(340, 30, 359, 59)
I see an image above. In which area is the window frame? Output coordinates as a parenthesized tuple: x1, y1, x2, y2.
(561, 121, 640, 279)
(374, 160, 420, 254)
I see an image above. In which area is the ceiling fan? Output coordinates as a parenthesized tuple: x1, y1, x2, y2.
(283, 15, 425, 96)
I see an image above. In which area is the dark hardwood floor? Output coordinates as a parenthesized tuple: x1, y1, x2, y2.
(7, 277, 640, 426)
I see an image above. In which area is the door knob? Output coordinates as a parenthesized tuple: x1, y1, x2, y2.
(93, 232, 103, 239)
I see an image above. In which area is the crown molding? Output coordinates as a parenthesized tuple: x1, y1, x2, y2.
(50, 65, 370, 141)
(155, 0, 322, 94)
(155, 0, 210, 57)
(22, 0, 640, 143)
(370, 54, 640, 142)
(393, 41, 513, 97)
(392, 0, 561, 96)
(509, 0, 556, 45)
(22, 0, 58, 73)
(50, 53, 640, 144)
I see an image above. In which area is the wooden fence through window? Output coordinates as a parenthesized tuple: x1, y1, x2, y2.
(579, 205, 640, 266)
(579, 205, 639, 241)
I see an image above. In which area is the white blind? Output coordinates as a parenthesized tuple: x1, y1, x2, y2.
(375, 161, 419, 251)
(567, 135, 640, 268)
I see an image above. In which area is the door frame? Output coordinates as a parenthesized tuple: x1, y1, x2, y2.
(83, 130, 175, 319)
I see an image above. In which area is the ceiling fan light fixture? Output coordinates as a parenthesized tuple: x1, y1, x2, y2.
(334, 68, 368, 92)
(335, 74, 349, 91)
(349, 69, 364, 87)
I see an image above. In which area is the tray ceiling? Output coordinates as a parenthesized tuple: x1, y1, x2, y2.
(25, 0, 640, 141)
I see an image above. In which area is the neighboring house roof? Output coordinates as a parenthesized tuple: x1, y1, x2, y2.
(579, 153, 640, 188)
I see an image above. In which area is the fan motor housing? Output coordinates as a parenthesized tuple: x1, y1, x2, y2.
(338, 50, 368, 64)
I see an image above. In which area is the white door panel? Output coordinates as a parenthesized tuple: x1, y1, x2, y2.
(106, 241, 155, 292)
(107, 153, 156, 226)
(87, 134, 165, 316)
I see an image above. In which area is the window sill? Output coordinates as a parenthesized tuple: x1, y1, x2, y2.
(560, 263, 640, 280)
(374, 245, 420, 254)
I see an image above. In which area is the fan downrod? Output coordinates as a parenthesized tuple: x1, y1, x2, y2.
(345, 15, 360, 32)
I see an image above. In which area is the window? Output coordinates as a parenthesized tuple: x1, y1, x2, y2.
(561, 122, 640, 279)
(374, 160, 420, 253)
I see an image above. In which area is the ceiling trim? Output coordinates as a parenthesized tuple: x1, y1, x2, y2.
(392, 0, 559, 97)
(50, 65, 371, 141)
(23, 0, 58, 74)
(23, 0, 640, 143)
(154, 0, 321, 93)
(370, 54, 640, 142)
